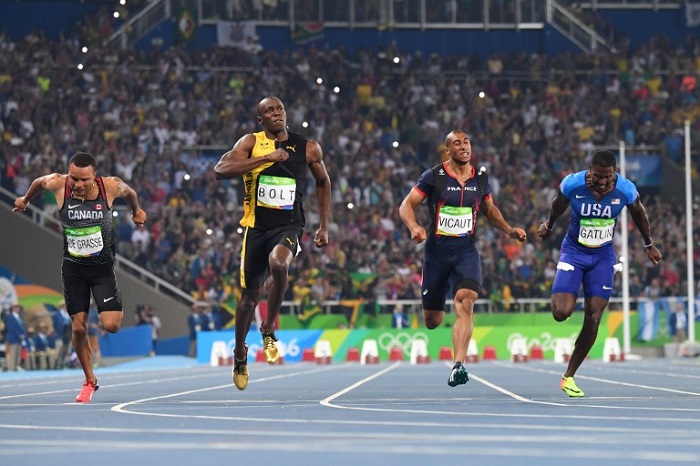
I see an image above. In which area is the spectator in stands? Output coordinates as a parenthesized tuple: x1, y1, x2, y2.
(187, 302, 204, 358)
(669, 302, 687, 344)
(200, 303, 217, 331)
(391, 304, 409, 329)
(145, 305, 161, 356)
(33, 323, 52, 370)
(206, 280, 229, 328)
(537, 149, 661, 398)
(148, 306, 163, 356)
(213, 96, 331, 390)
(0, 276, 18, 316)
(51, 300, 72, 369)
(4, 304, 26, 371)
(11, 151, 146, 402)
(24, 326, 37, 370)
(134, 304, 150, 326)
(399, 129, 527, 387)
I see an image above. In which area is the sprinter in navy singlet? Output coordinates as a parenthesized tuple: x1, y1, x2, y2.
(400, 130, 527, 387)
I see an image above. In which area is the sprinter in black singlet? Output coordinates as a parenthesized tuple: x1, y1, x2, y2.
(214, 96, 331, 390)
(399, 130, 526, 387)
(13, 152, 146, 402)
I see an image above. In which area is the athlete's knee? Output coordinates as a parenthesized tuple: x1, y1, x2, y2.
(425, 320, 440, 330)
(238, 293, 258, 314)
(551, 299, 575, 322)
(552, 294, 576, 322)
(101, 321, 121, 333)
(268, 260, 290, 279)
(72, 325, 87, 339)
(423, 311, 443, 329)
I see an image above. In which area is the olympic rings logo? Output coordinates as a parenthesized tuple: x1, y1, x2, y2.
(377, 332, 429, 355)
(505, 332, 577, 352)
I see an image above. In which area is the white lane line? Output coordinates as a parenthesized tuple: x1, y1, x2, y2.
(467, 372, 569, 406)
(467, 366, 700, 410)
(0, 364, 329, 401)
(320, 362, 401, 408)
(112, 364, 343, 414)
(1, 438, 698, 462)
(0, 367, 214, 389)
(0, 435, 698, 461)
(490, 361, 700, 396)
(318, 362, 700, 418)
(0, 424, 698, 447)
(0, 373, 220, 400)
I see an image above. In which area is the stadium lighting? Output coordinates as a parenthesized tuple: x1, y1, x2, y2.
(206, 228, 213, 236)
(120, 0, 126, 5)
(316, 77, 323, 84)
(77, 63, 83, 70)
(392, 141, 399, 148)
(347, 203, 354, 210)
(478, 91, 485, 99)
(393, 57, 400, 64)
(183, 173, 190, 181)
(302, 121, 308, 128)
(113, 11, 120, 19)
(82, 46, 88, 53)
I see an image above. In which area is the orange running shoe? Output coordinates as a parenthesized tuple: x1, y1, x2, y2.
(75, 379, 99, 403)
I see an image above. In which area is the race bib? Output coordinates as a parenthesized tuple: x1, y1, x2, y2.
(437, 205, 473, 237)
(65, 225, 104, 257)
(257, 175, 296, 210)
(578, 218, 614, 247)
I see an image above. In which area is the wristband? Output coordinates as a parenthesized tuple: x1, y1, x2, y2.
(644, 241, 654, 249)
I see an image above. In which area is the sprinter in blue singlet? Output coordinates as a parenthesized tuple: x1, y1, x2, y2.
(538, 150, 662, 397)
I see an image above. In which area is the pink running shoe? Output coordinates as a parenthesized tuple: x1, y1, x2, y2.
(75, 379, 99, 403)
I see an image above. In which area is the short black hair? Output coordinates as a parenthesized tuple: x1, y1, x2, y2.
(445, 129, 468, 146)
(591, 149, 617, 168)
(69, 152, 96, 169)
(256, 96, 283, 117)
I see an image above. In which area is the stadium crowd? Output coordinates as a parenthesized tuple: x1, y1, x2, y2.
(1, 5, 700, 322)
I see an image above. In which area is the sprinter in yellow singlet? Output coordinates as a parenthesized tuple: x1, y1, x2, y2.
(214, 96, 331, 390)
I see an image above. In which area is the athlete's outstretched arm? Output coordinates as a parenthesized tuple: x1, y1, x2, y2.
(104, 176, 147, 226)
(628, 196, 662, 265)
(307, 140, 331, 248)
(481, 196, 526, 242)
(13, 173, 65, 212)
(538, 190, 570, 239)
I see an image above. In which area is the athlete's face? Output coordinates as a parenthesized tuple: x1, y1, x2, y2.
(446, 132, 471, 165)
(257, 98, 287, 135)
(68, 164, 96, 198)
(588, 164, 616, 194)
